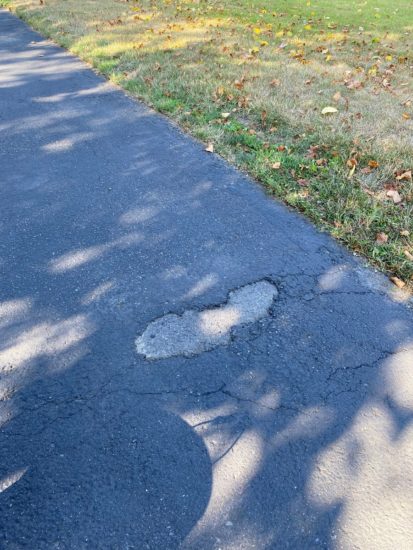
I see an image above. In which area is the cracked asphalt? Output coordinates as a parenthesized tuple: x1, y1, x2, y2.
(1, 10, 413, 550)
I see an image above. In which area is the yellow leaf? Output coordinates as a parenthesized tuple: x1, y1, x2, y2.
(321, 106, 338, 115)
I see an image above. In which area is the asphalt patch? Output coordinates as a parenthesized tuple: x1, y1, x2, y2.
(135, 280, 278, 360)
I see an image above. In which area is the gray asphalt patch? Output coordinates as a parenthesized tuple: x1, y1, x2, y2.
(135, 280, 278, 359)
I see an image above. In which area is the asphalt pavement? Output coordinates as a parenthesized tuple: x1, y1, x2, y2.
(1, 10, 413, 550)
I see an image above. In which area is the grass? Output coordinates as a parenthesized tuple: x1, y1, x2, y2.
(2, 0, 413, 287)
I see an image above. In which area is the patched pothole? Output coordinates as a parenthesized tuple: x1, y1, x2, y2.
(135, 280, 278, 360)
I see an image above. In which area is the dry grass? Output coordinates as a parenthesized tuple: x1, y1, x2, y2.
(3, 0, 413, 285)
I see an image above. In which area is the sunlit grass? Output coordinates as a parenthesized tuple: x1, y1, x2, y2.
(2, 0, 413, 286)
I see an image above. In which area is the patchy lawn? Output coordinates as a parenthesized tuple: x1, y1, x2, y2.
(2, 0, 413, 287)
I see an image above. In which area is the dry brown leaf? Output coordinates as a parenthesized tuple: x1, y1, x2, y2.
(396, 170, 412, 181)
(400, 230, 410, 237)
(272, 162, 281, 169)
(404, 250, 413, 261)
(345, 79, 362, 90)
(205, 143, 214, 153)
(386, 189, 402, 204)
(368, 160, 379, 169)
(375, 232, 388, 244)
(333, 91, 342, 102)
(390, 276, 406, 289)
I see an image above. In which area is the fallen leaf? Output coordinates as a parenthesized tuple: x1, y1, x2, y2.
(261, 110, 267, 126)
(348, 164, 356, 178)
(346, 158, 358, 168)
(321, 106, 338, 115)
(205, 143, 214, 153)
(272, 162, 281, 169)
(390, 276, 406, 289)
(368, 160, 379, 169)
(306, 145, 320, 159)
(396, 170, 412, 181)
(400, 230, 410, 237)
(386, 189, 402, 204)
(333, 91, 342, 102)
(402, 113, 411, 120)
(221, 112, 231, 119)
(404, 250, 413, 261)
(270, 78, 281, 87)
(345, 79, 362, 90)
(297, 178, 309, 186)
(375, 232, 388, 244)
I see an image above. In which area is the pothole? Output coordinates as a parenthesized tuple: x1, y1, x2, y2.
(135, 280, 278, 360)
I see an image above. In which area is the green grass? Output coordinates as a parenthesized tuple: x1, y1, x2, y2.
(3, 0, 413, 287)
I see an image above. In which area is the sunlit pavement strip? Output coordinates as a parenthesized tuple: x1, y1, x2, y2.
(136, 280, 278, 359)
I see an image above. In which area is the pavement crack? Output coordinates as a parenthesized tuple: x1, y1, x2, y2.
(325, 348, 406, 385)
